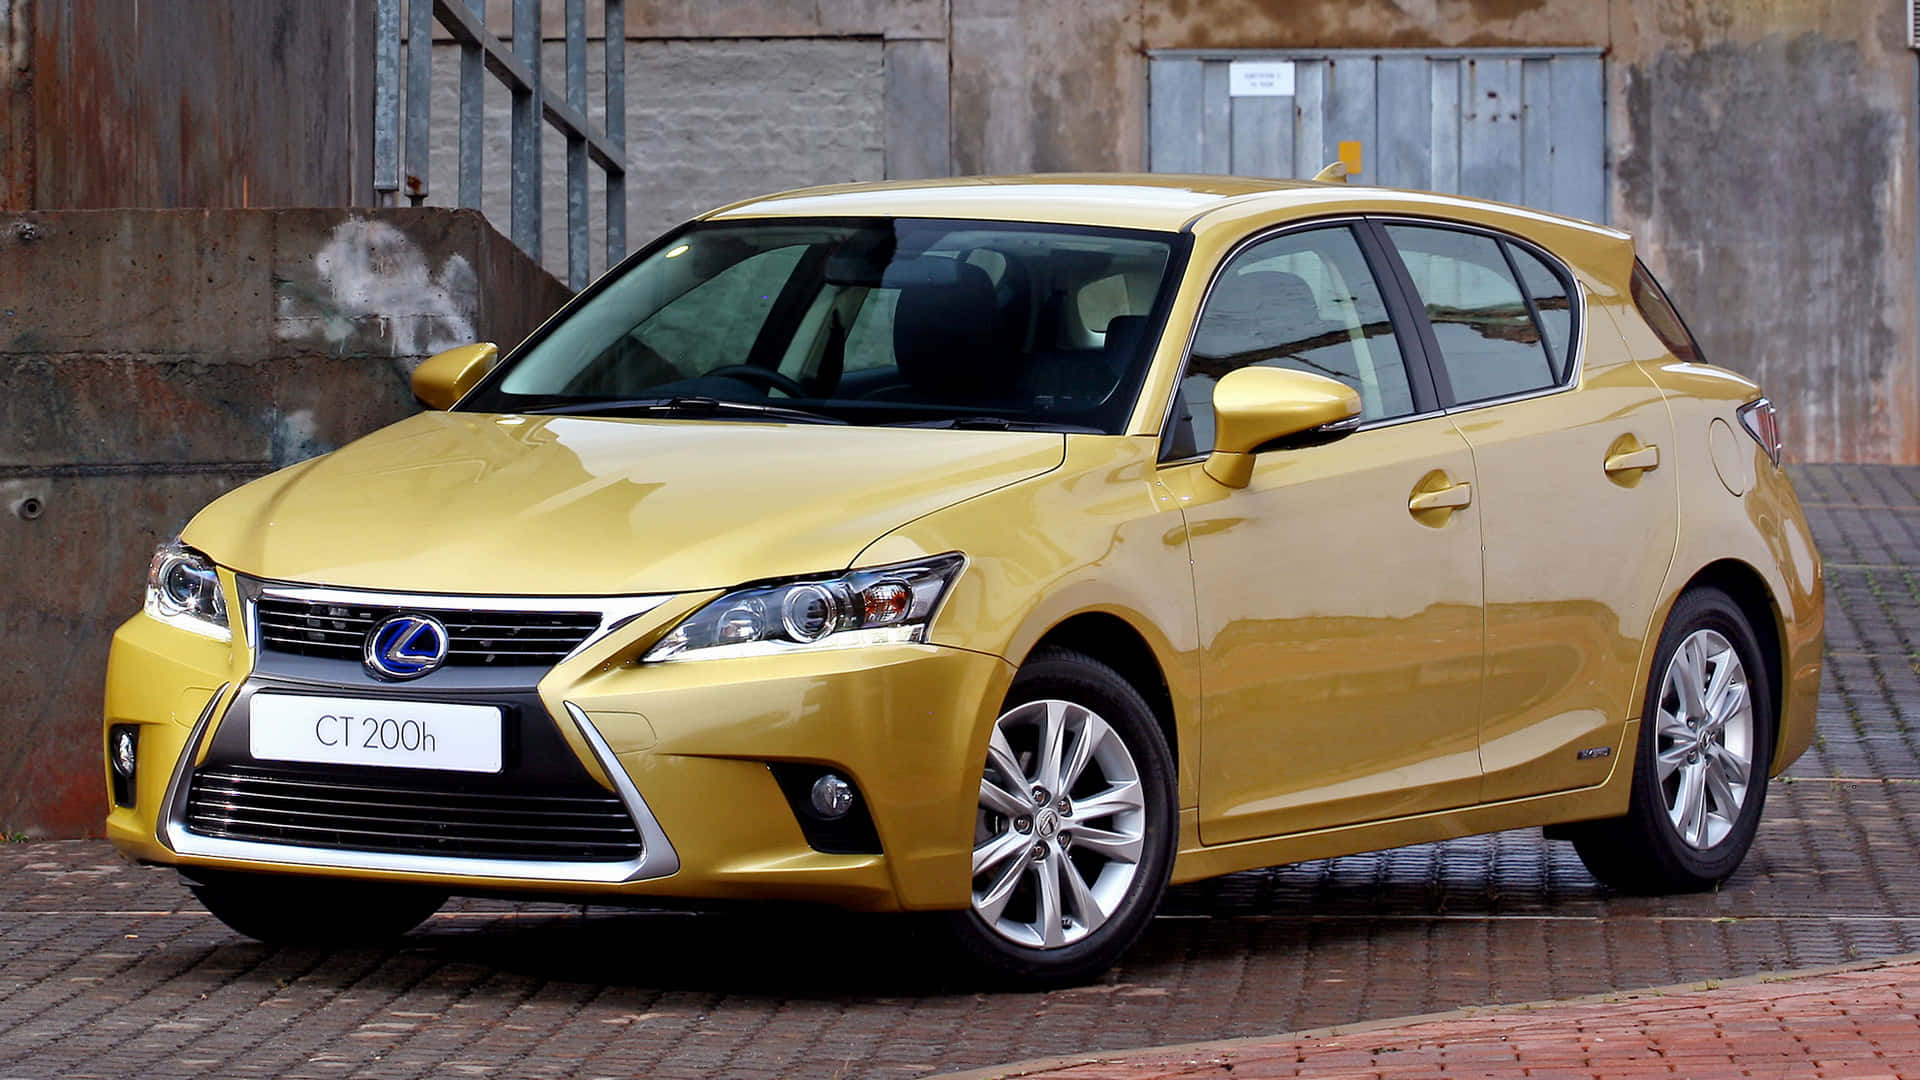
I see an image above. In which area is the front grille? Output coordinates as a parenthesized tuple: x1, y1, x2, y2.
(184, 765, 644, 862)
(255, 597, 601, 667)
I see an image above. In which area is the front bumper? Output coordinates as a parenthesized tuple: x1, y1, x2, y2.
(104, 580, 1015, 912)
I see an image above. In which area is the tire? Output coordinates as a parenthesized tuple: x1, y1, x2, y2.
(1568, 586, 1775, 893)
(943, 647, 1177, 987)
(185, 870, 447, 946)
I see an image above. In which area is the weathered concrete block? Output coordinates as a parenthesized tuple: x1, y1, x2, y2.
(270, 352, 422, 468)
(0, 470, 268, 839)
(0, 210, 276, 359)
(1615, 30, 1914, 464)
(0, 205, 569, 838)
(949, 0, 1143, 174)
(0, 354, 278, 469)
(273, 211, 485, 359)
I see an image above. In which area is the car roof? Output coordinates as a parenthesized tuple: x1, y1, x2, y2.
(700, 173, 1627, 243)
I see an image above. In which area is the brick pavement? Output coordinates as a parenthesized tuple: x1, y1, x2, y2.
(934, 958, 1920, 1079)
(0, 464, 1917, 1079)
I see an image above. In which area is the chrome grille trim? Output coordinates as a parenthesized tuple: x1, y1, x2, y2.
(183, 766, 647, 861)
(161, 696, 681, 884)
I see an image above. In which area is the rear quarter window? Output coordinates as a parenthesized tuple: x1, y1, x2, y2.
(1630, 261, 1702, 363)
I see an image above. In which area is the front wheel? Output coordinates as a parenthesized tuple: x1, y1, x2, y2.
(186, 871, 447, 946)
(1568, 586, 1775, 893)
(944, 648, 1177, 987)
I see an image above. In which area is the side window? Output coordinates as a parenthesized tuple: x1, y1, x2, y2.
(1168, 225, 1414, 458)
(1509, 245, 1575, 380)
(1630, 260, 1702, 363)
(1386, 225, 1556, 405)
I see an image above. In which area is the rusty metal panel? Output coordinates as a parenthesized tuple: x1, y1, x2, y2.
(29, 0, 364, 209)
(2, 0, 32, 209)
(1147, 49, 1607, 225)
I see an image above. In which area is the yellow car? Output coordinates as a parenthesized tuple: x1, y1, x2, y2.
(104, 175, 1823, 985)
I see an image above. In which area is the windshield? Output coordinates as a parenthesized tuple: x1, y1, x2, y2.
(459, 218, 1184, 432)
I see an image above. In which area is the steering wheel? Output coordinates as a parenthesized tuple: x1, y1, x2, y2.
(706, 364, 808, 399)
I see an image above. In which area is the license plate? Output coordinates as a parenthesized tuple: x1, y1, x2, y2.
(249, 694, 503, 774)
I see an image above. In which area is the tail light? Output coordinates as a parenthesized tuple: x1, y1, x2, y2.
(1737, 398, 1782, 467)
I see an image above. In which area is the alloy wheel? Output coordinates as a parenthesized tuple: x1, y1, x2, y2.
(971, 698, 1147, 949)
(1653, 628, 1756, 850)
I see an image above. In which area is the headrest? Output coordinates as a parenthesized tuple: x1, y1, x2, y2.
(1103, 314, 1151, 365)
(1192, 269, 1322, 360)
(892, 261, 1027, 397)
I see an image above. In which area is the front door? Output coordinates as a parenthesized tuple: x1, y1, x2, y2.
(1164, 222, 1487, 845)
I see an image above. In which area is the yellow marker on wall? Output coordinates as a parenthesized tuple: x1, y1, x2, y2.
(1338, 140, 1363, 177)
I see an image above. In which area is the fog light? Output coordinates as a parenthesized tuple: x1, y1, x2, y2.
(809, 773, 855, 819)
(108, 725, 139, 809)
(110, 728, 137, 778)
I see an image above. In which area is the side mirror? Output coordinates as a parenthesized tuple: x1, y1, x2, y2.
(1203, 367, 1363, 488)
(411, 343, 499, 411)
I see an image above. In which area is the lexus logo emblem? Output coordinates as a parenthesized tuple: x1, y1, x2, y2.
(363, 614, 451, 680)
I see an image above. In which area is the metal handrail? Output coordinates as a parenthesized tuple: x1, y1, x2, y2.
(374, 0, 627, 290)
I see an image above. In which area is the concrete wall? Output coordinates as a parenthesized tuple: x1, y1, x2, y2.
(0, 208, 570, 837)
(414, 37, 888, 278)
(2, 0, 378, 210)
(1608, 3, 1917, 464)
(1026, 0, 1916, 463)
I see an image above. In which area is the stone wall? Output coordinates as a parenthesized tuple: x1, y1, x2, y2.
(0, 208, 569, 837)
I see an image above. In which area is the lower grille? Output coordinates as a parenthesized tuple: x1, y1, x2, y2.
(184, 765, 644, 862)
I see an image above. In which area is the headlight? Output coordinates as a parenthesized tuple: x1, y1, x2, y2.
(144, 541, 231, 641)
(645, 553, 965, 662)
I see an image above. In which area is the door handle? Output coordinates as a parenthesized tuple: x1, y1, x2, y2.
(1604, 443, 1660, 474)
(1408, 480, 1473, 513)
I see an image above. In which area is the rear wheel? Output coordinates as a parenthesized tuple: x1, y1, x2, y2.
(945, 648, 1176, 986)
(1568, 587, 1774, 892)
(186, 871, 447, 946)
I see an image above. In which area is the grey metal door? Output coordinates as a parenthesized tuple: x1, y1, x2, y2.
(1148, 49, 1607, 224)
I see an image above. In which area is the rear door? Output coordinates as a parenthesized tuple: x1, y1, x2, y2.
(1377, 221, 1678, 801)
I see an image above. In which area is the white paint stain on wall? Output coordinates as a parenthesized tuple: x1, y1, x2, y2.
(276, 218, 478, 361)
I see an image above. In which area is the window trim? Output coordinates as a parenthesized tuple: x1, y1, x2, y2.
(1367, 215, 1588, 416)
(1154, 215, 1445, 466)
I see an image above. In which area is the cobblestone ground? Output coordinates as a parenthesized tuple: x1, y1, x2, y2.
(2, 465, 1917, 1080)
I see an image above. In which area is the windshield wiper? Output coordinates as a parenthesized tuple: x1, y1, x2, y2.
(889, 416, 1098, 433)
(521, 396, 845, 425)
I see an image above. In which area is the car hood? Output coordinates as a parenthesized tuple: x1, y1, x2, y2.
(184, 411, 1066, 595)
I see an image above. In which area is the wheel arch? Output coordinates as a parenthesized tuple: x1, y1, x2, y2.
(1673, 558, 1787, 766)
(1025, 611, 1180, 773)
